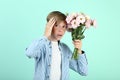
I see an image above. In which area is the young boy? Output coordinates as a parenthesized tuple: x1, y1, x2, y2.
(25, 11, 88, 80)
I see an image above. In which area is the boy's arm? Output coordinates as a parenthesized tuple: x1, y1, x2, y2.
(69, 53, 88, 76)
(25, 17, 56, 58)
(44, 17, 56, 38)
(69, 40, 88, 76)
(25, 39, 43, 58)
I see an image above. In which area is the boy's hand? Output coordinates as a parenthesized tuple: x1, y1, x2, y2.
(44, 17, 56, 38)
(73, 40, 82, 54)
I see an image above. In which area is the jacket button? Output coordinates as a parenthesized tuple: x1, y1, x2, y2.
(49, 54, 51, 57)
(68, 56, 69, 59)
(47, 75, 49, 78)
(48, 64, 51, 67)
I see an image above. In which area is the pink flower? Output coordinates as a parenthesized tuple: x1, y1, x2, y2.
(85, 19, 91, 28)
(91, 19, 97, 28)
(66, 12, 96, 29)
(66, 15, 73, 24)
(66, 13, 78, 24)
(71, 19, 79, 29)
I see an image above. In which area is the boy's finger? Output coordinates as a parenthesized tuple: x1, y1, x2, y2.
(73, 41, 80, 45)
(49, 17, 56, 23)
(74, 40, 81, 42)
(51, 19, 56, 26)
(49, 17, 56, 27)
(49, 17, 55, 22)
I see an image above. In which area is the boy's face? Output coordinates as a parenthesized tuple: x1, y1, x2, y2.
(51, 21, 67, 41)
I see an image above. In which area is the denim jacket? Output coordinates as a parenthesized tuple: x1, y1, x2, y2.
(25, 36, 88, 80)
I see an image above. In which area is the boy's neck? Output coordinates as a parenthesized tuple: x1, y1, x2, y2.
(48, 36, 58, 42)
(48, 36, 60, 44)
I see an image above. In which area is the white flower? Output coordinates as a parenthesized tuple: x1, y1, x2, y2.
(76, 14, 85, 24)
(71, 13, 78, 18)
(85, 15, 90, 20)
(85, 19, 92, 28)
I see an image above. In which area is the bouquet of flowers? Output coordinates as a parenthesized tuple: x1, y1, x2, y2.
(66, 12, 96, 59)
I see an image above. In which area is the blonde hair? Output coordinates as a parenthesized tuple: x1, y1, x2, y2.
(46, 11, 66, 22)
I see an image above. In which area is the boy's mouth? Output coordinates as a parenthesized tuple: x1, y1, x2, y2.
(57, 34, 63, 37)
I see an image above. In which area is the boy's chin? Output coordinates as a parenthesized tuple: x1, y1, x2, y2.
(56, 37, 62, 41)
(57, 38, 61, 41)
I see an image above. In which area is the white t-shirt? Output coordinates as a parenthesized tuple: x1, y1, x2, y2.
(50, 41, 61, 80)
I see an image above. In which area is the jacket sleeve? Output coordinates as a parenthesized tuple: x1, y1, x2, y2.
(69, 51, 88, 76)
(25, 37, 46, 58)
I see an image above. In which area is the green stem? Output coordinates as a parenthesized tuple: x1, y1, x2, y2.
(81, 27, 86, 35)
(72, 48, 79, 60)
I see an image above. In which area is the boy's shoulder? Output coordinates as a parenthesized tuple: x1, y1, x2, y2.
(60, 42, 69, 49)
(60, 42, 72, 55)
(30, 36, 48, 45)
(33, 36, 48, 42)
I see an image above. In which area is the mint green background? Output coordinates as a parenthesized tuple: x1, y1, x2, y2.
(0, 0, 120, 80)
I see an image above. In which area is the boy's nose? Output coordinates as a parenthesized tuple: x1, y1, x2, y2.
(58, 29, 63, 32)
(58, 28, 65, 33)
